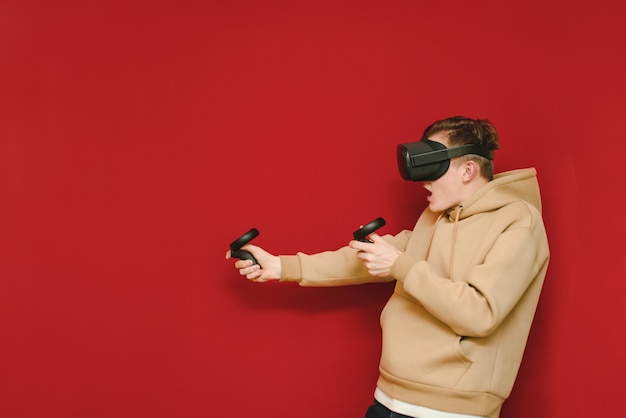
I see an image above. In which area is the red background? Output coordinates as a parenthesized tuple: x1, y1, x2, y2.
(1, 1, 624, 417)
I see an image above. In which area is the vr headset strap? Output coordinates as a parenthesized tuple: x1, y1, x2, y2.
(410, 144, 493, 166)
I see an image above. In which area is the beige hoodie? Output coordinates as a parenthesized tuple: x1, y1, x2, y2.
(280, 168, 550, 418)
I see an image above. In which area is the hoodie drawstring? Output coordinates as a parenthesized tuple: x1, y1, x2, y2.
(425, 207, 462, 281)
(425, 211, 446, 261)
(449, 206, 462, 280)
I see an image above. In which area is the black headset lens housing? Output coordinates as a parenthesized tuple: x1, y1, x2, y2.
(397, 139, 494, 182)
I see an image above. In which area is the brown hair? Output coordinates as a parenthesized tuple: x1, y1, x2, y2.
(423, 116, 499, 180)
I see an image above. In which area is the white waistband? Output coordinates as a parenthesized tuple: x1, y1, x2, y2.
(374, 388, 485, 418)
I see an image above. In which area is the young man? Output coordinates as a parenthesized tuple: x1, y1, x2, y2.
(227, 116, 550, 418)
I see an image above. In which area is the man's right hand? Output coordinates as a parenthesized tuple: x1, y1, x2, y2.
(225, 244, 282, 282)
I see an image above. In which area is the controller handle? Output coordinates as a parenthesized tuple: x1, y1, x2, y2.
(353, 217, 386, 242)
(230, 228, 260, 265)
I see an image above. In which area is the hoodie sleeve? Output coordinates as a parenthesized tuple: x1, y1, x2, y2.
(279, 230, 411, 287)
(392, 202, 549, 337)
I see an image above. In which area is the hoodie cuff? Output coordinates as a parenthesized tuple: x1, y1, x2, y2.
(279, 255, 302, 283)
(391, 252, 420, 283)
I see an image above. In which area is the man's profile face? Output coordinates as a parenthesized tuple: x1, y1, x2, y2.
(421, 132, 465, 212)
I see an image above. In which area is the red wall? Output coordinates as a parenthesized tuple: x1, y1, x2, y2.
(1, 1, 624, 417)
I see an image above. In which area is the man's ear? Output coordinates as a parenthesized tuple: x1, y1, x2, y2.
(462, 160, 479, 182)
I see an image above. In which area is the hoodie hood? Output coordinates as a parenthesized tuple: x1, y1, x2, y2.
(447, 168, 542, 221)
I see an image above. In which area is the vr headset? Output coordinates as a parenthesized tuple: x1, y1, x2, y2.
(397, 139, 494, 181)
